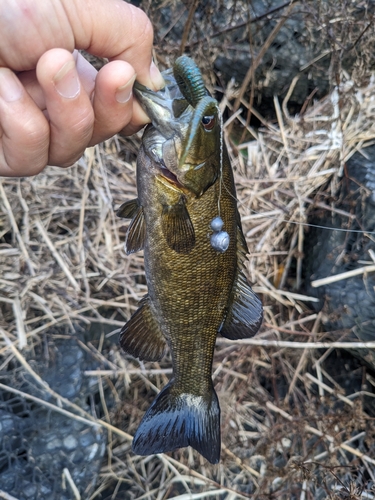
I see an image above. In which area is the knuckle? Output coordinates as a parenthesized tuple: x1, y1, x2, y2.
(49, 107, 94, 166)
(20, 115, 49, 151)
(131, 7, 154, 48)
(72, 104, 95, 133)
(59, 106, 94, 145)
(70, 108, 94, 139)
(2, 115, 49, 175)
(57, 153, 84, 168)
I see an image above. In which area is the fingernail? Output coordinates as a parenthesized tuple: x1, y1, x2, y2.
(0, 68, 23, 102)
(53, 60, 80, 99)
(150, 60, 165, 90)
(115, 75, 136, 103)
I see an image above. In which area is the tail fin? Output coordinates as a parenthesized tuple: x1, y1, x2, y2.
(132, 381, 221, 464)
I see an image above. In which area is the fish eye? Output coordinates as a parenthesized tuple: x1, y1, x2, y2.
(202, 115, 215, 131)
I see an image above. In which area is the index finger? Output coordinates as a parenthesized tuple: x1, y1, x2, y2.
(68, 0, 164, 90)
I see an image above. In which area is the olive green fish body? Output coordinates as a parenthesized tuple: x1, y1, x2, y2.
(118, 57, 263, 463)
(140, 146, 237, 387)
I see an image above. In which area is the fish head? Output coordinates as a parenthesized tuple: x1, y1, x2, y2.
(134, 59, 222, 197)
(174, 95, 221, 197)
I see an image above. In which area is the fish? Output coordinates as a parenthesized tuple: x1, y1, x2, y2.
(117, 55, 263, 464)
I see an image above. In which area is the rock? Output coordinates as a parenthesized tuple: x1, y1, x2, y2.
(144, 0, 375, 118)
(304, 145, 375, 368)
(0, 332, 107, 499)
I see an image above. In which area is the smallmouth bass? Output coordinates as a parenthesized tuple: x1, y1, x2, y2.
(117, 56, 263, 464)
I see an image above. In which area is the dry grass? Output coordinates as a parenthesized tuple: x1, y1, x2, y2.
(2, 1, 375, 499)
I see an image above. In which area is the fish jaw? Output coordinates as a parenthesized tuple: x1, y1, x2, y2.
(133, 80, 187, 141)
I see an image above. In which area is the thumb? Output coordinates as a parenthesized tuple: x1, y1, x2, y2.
(68, 0, 164, 90)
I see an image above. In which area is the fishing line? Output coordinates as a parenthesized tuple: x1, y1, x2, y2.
(249, 216, 375, 235)
(217, 105, 224, 219)
(219, 166, 375, 236)
(209, 105, 230, 252)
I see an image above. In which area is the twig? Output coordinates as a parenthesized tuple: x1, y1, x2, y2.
(186, 0, 299, 48)
(305, 373, 354, 407)
(266, 401, 375, 466)
(12, 298, 27, 349)
(217, 339, 375, 349)
(157, 455, 252, 499)
(222, 445, 260, 480)
(0, 180, 35, 275)
(0, 330, 133, 440)
(35, 219, 80, 291)
(0, 382, 132, 442)
(63, 468, 81, 500)
(77, 148, 94, 254)
(0, 491, 19, 500)
(179, 0, 199, 54)
(311, 264, 375, 287)
(84, 369, 172, 377)
(0, 383, 98, 428)
(230, 1, 295, 122)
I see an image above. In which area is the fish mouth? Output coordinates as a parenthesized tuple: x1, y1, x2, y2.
(133, 82, 172, 122)
(157, 162, 183, 189)
(133, 80, 185, 150)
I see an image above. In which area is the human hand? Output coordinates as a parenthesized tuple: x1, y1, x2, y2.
(0, 0, 164, 176)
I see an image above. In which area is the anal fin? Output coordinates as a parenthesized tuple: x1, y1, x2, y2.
(220, 272, 263, 340)
(161, 197, 195, 253)
(120, 296, 167, 361)
(220, 224, 263, 340)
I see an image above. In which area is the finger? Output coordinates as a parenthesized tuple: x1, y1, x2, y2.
(19, 51, 97, 112)
(18, 69, 45, 110)
(120, 97, 153, 137)
(0, 68, 49, 176)
(68, 0, 165, 90)
(0, 0, 74, 70)
(89, 60, 140, 145)
(36, 48, 95, 167)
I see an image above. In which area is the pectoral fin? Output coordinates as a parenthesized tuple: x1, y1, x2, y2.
(117, 198, 139, 219)
(120, 295, 167, 361)
(124, 204, 146, 255)
(161, 197, 195, 253)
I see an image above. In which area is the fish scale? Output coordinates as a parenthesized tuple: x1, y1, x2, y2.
(117, 56, 263, 463)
